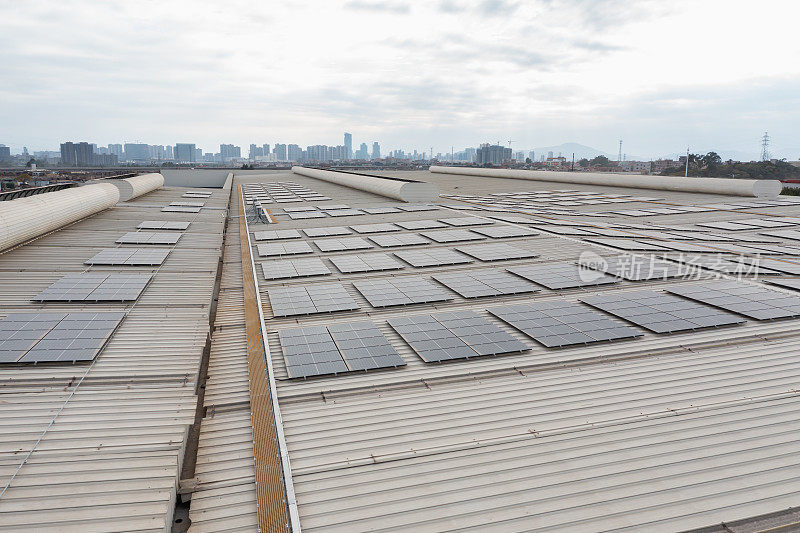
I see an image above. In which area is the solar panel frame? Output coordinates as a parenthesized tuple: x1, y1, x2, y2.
(253, 229, 302, 241)
(395, 220, 447, 230)
(666, 280, 800, 320)
(260, 258, 332, 280)
(349, 223, 401, 234)
(579, 255, 685, 281)
(438, 217, 495, 227)
(432, 270, 540, 298)
(469, 225, 539, 239)
(162, 206, 201, 213)
(455, 243, 538, 262)
(84, 248, 170, 266)
(420, 229, 486, 243)
(256, 241, 314, 257)
(507, 262, 620, 289)
(329, 253, 404, 273)
(328, 321, 406, 371)
(302, 227, 352, 238)
(116, 232, 181, 245)
(580, 290, 746, 333)
(488, 301, 642, 348)
(138, 221, 191, 230)
(393, 249, 473, 267)
(313, 237, 374, 252)
(278, 325, 349, 378)
(353, 276, 454, 307)
(268, 283, 360, 317)
(368, 234, 430, 248)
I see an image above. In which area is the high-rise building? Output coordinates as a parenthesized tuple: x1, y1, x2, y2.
(262, 144, 270, 156)
(287, 144, 302, 162)
(174, 143, 196, 162)
(220, 144, 241, 162)
(165, 145, 173, 160)
(371, 142, 380, 159)
(60, 142, 76, 166)
(249, 144, 263, 160)
(273, 144, 287, 161)
(354, 143, 369, 159)
(108, 144, 124, 158)
(60, 141, 114, 166)
(344, 133, 352, 159)
(194, 148, 203, 161)
(0, 145, 11, 161)
(124, 143, 150, 161)
(306, 145, 328, 162)
(476, 144, 512, 165)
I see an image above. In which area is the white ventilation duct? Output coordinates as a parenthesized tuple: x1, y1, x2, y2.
(0, 183, 120, 252)
(108, 173, 165, 201)
(292, 167, 439, 202)
(429, 166, 783, 198)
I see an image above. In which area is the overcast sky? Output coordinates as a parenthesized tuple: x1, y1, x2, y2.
(2, 0, 800, 159)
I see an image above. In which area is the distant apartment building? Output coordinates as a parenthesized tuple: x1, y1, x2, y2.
(306, 145, 329, 162)
(476, 144, 512, 165)
(355, 143, 369, 159)
(124, 143, 150, 162)
(372, 142, 380, 159)
(219, 144, 241, 162)
(618, 160, 651, 172)
(60, 142, 117, 166)
(651, 159, 679, 173)
(273, 144, 287, 161)
(108, 144, 124, 158)
(287, 144, 302, 162)
(174, 143, 196, 162)
(249, 144, 264, 160)
(0, 145, 11, 161)
(344, 133, 352, 159)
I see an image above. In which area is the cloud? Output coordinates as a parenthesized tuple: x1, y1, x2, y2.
(477, 0, 520, 15)
(343, 0, 410, 13)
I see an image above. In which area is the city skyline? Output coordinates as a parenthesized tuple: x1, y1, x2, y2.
(3, 1, 800, 159)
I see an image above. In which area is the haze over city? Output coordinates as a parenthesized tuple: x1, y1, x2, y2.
(3, 0, 800, 159)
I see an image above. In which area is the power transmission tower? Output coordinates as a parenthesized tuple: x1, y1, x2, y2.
(760, 132, 771, 161)
(618, 140, 623, 163)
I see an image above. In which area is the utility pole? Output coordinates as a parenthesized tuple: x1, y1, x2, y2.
(571, 153, 575, 171)
(618, 140, 623, 164)
(760, 132, 770, 161)
(685, 147, 690, 177)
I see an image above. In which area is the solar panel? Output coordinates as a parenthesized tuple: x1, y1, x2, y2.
(668, 254, 777, 276)
(765, 278, 800, 292)
(583, 238, 671, 252)
(368, 234, 429, 248)
(488, 301, 642, 348)
(419, 229, 484, 243)
(256, 241, 314, 257)
(666, 281, 800, 320)
(455, 243, 537, 262)
(439, 217, 494, 227)
(170, 201, 205, 207)
(268, 283, 360, 316)
(353, 276, 453, 307)
(488, 215, 538, 224)
(283, 206, 317, 212)
(695, 221, 755, 231)
(85, 248, 170, 266)
(329, 253, 404, 273)
(738, 257, 800, 275)
(288, 211, 326, 220)
(328, 321, 406, 371)
(323, 208, 365, 217)
(116, 232, 181, 245)
(468, 225, 539, 239)
(763, 229, 800, 241)
(261, 258, 331, 280)
(302, 227, 352, 238)
(393, 249, 473, 267)
(349, 223, 401, 234)
(253, 229, 302, 241)
(537, 225, 596, 236)
(397, 204, 438, 212)
(314, 237, 374, 252)
(33, 273, 152, 302)
(507, 262, 619, 289)
(362, 206, 402, 214)
(278, 325, 349, 378)
(138, 221, 190, 230)
(396, 220, 448, 230)
(317, 204, 350, 210)
(0, 312, 125, 364)
(580, 290, 745, 333)
(432, 270, 540, 298)
(389, 311, 528, 362)
(162, 206, 201, 213)
(735, 218, 795, 228)
(579, 255, 684, 281)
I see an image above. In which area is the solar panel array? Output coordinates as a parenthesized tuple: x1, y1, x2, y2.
(507, 263, 619, 289)
(302, 227, 352, 237)
(349, 223, 400, 234)
(329, 253, 404, 273)
(432, 270, 540, 298)
(162, 206, 201, 213)
(395, 220, 447, 230)
(353, 277, 453, 307)
(170, 201, 205, 207)
(470, 226, 539, 239)
(253, 229, 302, 241)
(279, 322, 405, 378)
(488, 301, 642, 347)
(116, 232, 181, 245)
(368, 234, 429, 248)
(261, 258, 331, 280)
(242, 181, 330, 203)
(667, 281, 800, 320)
(455, 243, 538, 262)
(397, 204, 438, 212)
(765, 278, 800, 291)
(314, 237, 374, 252)
(363, 206, 402, 214)
(420, 229, 485, 243)
(268, 283, 360, 317)
(579, 255, 684, 281)
(393, 249, 473, 267)
(439, 217, 494, 227)
(33, 273, 152, 302)
(85, 248, 170, 266)
(580, 290, 745, 333)
(256, 241, 314, 257)
(138, 221, 190, 230)
(389, 311, 529, 362)
(0, 312, 125, 364)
